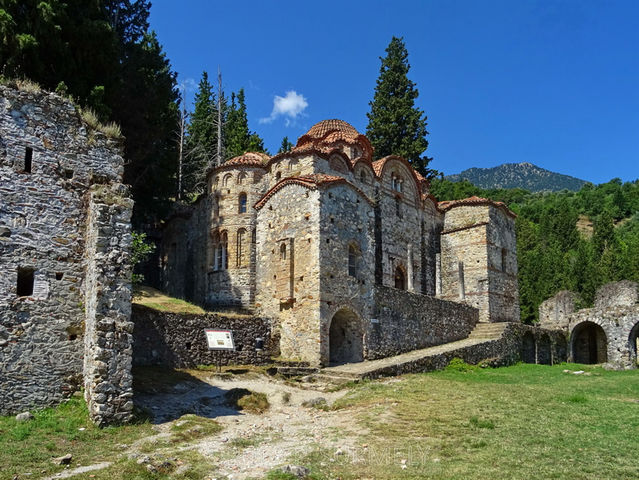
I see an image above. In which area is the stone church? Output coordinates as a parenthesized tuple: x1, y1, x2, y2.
(162, 119, 520, 366)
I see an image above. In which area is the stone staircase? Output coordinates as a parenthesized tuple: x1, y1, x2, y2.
(468, 322, 510, 339)
(305, 322, 515, 385)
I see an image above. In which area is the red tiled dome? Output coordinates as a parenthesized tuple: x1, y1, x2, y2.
(302, 119, 360, 141)
(225, 152, 270, 166)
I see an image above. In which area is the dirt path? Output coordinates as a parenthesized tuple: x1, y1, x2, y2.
(135, 373, 367, 479)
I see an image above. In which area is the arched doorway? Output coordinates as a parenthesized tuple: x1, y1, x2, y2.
(537, 334, 551, 365)
(571, 322, 608, 364)
(629, 322, 639, 366)
(329, 308, 364, 365)
(521, 332, 536, 363)
(394, 266, 406, 290)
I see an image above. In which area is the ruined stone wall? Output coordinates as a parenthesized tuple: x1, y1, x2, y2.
(539, 290, 579, 330)
(0, 86, 133, 421)
(540, 282, 639, 369)
(131, 304, 273, 367)
(161, 198, 209, 304)
(255, 184, 321, 364)
(83, 185, 134, 426)
(318, 184, 375, 365)
(368, 286, 479, 359)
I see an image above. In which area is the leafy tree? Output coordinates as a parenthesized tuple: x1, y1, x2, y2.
(131, 231, 155, 285)
(278, 136, 294, 153)
(366, 36, 432, 176)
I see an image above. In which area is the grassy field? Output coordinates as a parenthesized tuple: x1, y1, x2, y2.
(2, 363, 638, 480)
(279, 362, 639, 480)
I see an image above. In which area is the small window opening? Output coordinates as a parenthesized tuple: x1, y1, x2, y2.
(64, 169, 74, 179)
(348, 244, 360, 277)
(238, 193, 247, 213)
(17, 267, 35, 296)
(24, 147, 33, 173)
(280, 243, 287, 260)
(394, 266, 406, 290)
(68, 334, 78, 341)
(55, 272, 64, 281)
(501, 248, 507, 272)
(185, 342, 192, 350)
(276, 171, 282, 180)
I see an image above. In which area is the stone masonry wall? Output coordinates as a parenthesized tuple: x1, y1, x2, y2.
(132, 304, 273, 367)
(0, 85, 132, 420)
(255, 184, 321, 364)
(83, 185, 134, 426)
(368, 286, 479, 359)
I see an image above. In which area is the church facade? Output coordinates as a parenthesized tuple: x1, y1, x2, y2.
(161, 120, 520, 366)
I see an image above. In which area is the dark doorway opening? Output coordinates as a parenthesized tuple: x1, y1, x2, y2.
(572, 322, 608, 364)
(329, 308, 364, 365)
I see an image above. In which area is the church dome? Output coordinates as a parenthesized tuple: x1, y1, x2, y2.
(302, 119, 360, 142)
(294, 119, 373, 161)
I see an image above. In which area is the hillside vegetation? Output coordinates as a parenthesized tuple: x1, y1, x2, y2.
(446, 162, 587, 192)
(431, 177, 639, 323)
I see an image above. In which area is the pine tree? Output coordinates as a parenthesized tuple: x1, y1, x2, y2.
(366, 36, 432, 176)
(278, 136, 294, 153)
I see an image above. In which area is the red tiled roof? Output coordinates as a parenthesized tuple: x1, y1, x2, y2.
(303, 119, 360, 139)
(294, 119, 374, 161)
(225, 152, 270, 166)
(437, 196, 517, 217)
(254, 174, 373, 210)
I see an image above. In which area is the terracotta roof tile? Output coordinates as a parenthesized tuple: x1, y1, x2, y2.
(225, 152, 270, 166)
(438, 196, 516, 217)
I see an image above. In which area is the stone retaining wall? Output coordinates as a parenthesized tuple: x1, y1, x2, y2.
(132, 304, 274, 368)
(368, 286, 479, 359)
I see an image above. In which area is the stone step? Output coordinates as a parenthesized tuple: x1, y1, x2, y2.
(315, 337, 499, 384)
(468, 322, 510, 339)
(276, 366, 319, 377)
(312, 374, 360, 385)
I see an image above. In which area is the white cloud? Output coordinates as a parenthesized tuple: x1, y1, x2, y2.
(260, 90, 308, 125)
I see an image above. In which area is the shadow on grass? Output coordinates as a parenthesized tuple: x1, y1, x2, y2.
(133, 366, 241, 424)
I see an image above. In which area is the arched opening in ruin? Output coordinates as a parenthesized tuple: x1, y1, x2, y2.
(521, 332, 536, 363)
(629, 322, 639, 366)
(394, 266, 406, 290)
(537, 334, 552, 365)
(329, 308, 364, 365)
(555, 335, 568, 363)
(571, 321, 608, 364)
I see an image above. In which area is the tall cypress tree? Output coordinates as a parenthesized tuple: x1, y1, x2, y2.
(224, 88, 267, 158)
(366, 36, 432, 176)
(184, 71, 216, 195)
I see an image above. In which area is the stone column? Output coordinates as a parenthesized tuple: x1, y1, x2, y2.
(83, 184, 134, 426)
(407, 244, 414, 292)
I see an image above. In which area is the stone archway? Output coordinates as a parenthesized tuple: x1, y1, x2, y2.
(629, 322, 639, 366)
(329, 308, 364, 365)
(571, 321, 608, 364)
(521, 332, 536, 363)
(537, 334, 552, 365)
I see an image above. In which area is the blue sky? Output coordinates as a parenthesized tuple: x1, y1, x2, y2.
(149, 0, 638, 184)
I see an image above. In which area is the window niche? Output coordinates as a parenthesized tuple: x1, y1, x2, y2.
(23, 147, 33, 173)
(238, 193, 247, 214)
(17, 267, 35, 297)
(348, 243, 361, 277)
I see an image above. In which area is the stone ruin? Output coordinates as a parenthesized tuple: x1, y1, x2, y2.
(1, 86, 603, 426)
(539, 280, 639, 369)
(0, 85, 134, 425)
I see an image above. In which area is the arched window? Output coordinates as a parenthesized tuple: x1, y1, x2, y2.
(391, 173, 403, 192)
(394, 266, 406, 290)
(288, 159, 298, 171)
(236, 229, 246, 267)
(238, 172, 248, 185)
(348, 244, 360, 277)
(211, 232, 220, 270)
(280, 243, 287, 260)
(395, 196, 403, 219)
(359, 170, 367, 184)
(223, 174, 233, 187)
(213, 195, 220, 218)
(275, 171, 282, 181)
(218, 231, 228, 270)
(238, 193, 247, 213)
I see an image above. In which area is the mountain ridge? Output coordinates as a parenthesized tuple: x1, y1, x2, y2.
(445, 162, 588, 192)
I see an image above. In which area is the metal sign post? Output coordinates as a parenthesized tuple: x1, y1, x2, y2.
(204, 329, 235, 373)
